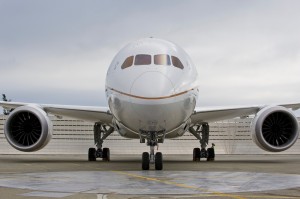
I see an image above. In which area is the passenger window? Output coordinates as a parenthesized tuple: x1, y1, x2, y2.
(171, 56, 184, 69)
(121, 56, 134, 69)
(134, 54, 151, 65)
(154, 54, 171, 65)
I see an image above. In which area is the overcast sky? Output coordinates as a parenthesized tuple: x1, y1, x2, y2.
(0, 0, 300, 115)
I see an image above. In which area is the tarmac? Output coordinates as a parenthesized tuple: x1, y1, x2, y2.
(0, 154, 300, 199)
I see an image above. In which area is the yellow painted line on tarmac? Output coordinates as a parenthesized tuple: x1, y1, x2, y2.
(0, 172, 17, 174)
(112, 170, 246, 199)
(188, 194, 296, 198)
(243, 196, 296, 198)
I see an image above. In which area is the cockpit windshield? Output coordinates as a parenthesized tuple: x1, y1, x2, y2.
(134, 54, 151, 65)
(121, 56, 134, 69)
(171, 56, 184, 69)
(154, 54, 171, 65)
(121, 54, 184, 69)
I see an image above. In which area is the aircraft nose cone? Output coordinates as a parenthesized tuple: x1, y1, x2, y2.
(130, 72, 174, 99)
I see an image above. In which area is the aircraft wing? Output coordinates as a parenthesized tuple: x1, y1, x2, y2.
(0, 101, 113, 124)
(191, 103, 300, 124)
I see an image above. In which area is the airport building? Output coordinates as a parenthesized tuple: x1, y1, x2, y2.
(1, 114, 300, 155)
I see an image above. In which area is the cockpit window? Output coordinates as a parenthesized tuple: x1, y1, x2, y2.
(134, 54, 151, 65)
(171, 56, 184, 69)
(121, 54, 184, 69)
(121, 56, 134, 69)
(154, 54, 171, 65)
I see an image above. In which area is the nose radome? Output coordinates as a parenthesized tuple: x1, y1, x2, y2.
(130, 72, 174, 98)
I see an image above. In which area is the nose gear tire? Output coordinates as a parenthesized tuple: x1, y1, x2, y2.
(142, 152, 150, 170)
(155, 152, 163, 170)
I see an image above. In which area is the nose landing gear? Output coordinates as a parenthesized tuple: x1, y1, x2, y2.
(141, 131, 164, 170)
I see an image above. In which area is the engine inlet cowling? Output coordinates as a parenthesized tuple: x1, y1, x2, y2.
(4, 105, 53, 152)
(251, 106, 299, 152)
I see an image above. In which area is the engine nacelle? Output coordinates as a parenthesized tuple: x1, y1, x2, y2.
(251, 105, 299, 152)
(4, 105, 53, 152)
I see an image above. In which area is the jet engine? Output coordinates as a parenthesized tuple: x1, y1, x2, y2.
(4, 105, 52, 152)
(251, 106, 299, 152)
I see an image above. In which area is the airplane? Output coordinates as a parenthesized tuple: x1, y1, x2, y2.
(1, 38, 300, 170)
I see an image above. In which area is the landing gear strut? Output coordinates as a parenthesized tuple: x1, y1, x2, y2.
(88, 123, 114, 162)
(189, 123, 215, 161)
(141, 131, 164, 170)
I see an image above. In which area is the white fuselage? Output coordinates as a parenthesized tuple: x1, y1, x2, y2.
(105, 38, 199, 139)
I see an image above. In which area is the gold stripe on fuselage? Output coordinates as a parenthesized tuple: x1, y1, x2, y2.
(107, 87, 196, 100)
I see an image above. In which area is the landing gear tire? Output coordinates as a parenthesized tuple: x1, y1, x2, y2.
(102, 148, 110, 161)
(142, 152, 150, 170)
(207, 148, 215, 161)
(88, 148, 96, 161)
(193, 148, 200, 161)
(200, 148, 207, 160)
(155, 152, 163, 170)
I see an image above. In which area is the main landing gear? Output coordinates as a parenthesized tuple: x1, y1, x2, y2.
(88, 123, 114, 162)
(141, 131, 164, 170)
(189, 123, 215, 162)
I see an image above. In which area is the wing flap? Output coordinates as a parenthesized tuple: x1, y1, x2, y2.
(0, 101, 28, 109)
(44, 105, 112, 123)
(192, 102, 300, 124)
(280, 103, 300, 110)
(191, 106, 260, 123)
(0, 101, 113, 124)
